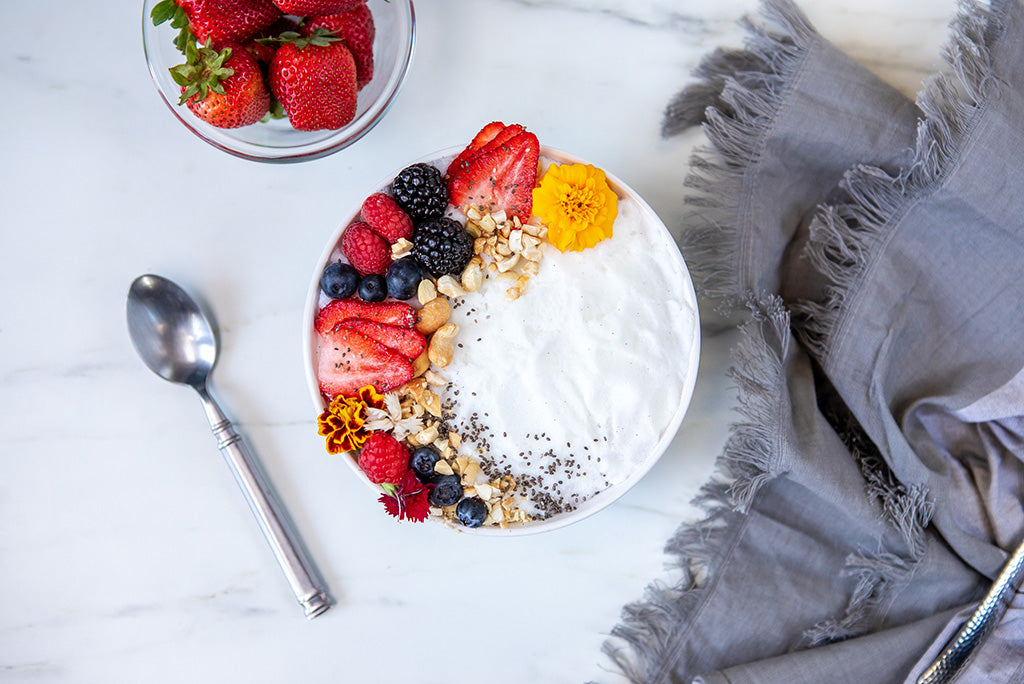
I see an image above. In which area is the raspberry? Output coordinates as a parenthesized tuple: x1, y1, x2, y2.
(341, 221, 392, 275)
(358, 432, 410, 485)
(361, 193, 413, 243)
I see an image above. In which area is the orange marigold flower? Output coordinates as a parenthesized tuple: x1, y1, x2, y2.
(532, 162, 618, 252)
(316, 385, 385, 454)
(356, 385, 386, 410)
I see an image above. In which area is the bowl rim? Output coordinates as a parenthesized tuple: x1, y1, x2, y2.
(302, 145, 701, 535)
(141, 0, 416, 163)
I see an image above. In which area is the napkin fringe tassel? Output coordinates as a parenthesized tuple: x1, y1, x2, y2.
(788, 0, 1004, 645)
(803, 474, 933, 644)
(793, 0, 1007, 364)
(662, 0, 816, 309)
(602, 295, 790, 683)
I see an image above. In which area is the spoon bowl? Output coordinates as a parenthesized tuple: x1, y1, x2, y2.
(126, 274, 331, 618)
(127, 274, 217, 388)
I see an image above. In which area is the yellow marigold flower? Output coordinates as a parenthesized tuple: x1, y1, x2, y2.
(532, 162, 618, 252)
(316, 386, 385, 454)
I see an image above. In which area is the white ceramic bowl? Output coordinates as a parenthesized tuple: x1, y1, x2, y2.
(142, 0, 415, 162)
(303, 146, 701, 534)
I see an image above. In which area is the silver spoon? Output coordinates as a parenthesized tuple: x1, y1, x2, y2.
(126, 274, 331, 619)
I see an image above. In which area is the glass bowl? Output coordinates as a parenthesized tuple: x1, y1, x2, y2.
(141, 0, 415, 163)
(301, 145, 701, 535)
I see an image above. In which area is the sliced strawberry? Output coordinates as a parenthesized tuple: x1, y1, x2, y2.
(447, 123, 525, 179)
(447, 121, 506, 177)
(447, 130, 540, 223)
(340, 318, 426, 359)
(315, 298, 416, 334)
(317, 326, 414, 397)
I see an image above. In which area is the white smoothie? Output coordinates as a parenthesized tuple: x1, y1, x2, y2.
(442, 196, 697, 518)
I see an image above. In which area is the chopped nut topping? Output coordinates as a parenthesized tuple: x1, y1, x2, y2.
(436, 275, 467, 298)
(417, 279, 437, 305)
(427, 322, 458, 368)
(391, 238, 413, 259)
(415, 296, 450, 335)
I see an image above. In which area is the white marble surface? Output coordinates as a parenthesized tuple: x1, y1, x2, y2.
(0, 0, 955, 681)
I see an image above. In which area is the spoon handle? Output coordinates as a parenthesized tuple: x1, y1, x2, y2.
(198, 388, 331, 619)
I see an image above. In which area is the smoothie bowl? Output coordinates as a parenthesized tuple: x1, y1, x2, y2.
(303, 123, 700, 535)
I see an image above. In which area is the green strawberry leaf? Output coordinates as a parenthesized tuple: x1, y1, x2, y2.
(264, 96, 287, 121)
(169, 5, 188, 29)
(171, 39, 235, 106)
(268, 96, 284, 119)
(168, 64, 193, 87)
(172, 26, 194, 55)
(150, 0, 177, 26)
(257, 27, 342, 50)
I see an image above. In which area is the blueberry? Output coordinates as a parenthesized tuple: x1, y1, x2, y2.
(409, 446, 440, 480)
(357, 274, 387, 302)
(428, 474, 463, 507)
(456, 497, 488, 528)
(385, 258, 424, 300)
(320, 261, 359, 299)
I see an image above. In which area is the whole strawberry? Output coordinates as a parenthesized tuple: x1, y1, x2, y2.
(273, 0, 366, 15)
(358, 432, 410, 485)
(172, 40, 270, 128)
(305, 4, 375, 88)
(268, 30, 358, 131)
(152, 0, 281, 48)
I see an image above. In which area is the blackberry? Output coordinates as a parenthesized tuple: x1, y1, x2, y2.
(413, 217, 474, 277)
(391, 163, 448, 221)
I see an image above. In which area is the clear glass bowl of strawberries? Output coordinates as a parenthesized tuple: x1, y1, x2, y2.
(142, 0, 414, 162)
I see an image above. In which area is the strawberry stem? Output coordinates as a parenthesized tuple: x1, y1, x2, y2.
(151, 0, 194, 56)
(255, 27, 342, 50)
(169, 38, 235, 106)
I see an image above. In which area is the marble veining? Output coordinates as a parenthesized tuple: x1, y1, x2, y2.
(0, 0, 956, 682)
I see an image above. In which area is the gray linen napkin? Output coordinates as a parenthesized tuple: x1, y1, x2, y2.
(603, 1, 1024, 682)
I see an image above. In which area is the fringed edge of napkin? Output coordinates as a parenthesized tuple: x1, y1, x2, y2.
(786, 0, 1009, 647)
(792, 0, 1009, 367)
(662, 0, 817, 308)
(802, 383, 935, 644)
(602, 295, 791, 684)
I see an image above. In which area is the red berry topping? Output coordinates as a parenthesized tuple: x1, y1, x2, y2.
(448, 121, 516, 176)
(361, 193, 413, 243)
(358, 432, 410, 485)
(447, 123, 540, 223)
(340, 221, 392, 275)
(339, 318, 426, 359)
(316, 325, 413, 397)
(315, 298, 416, 334)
